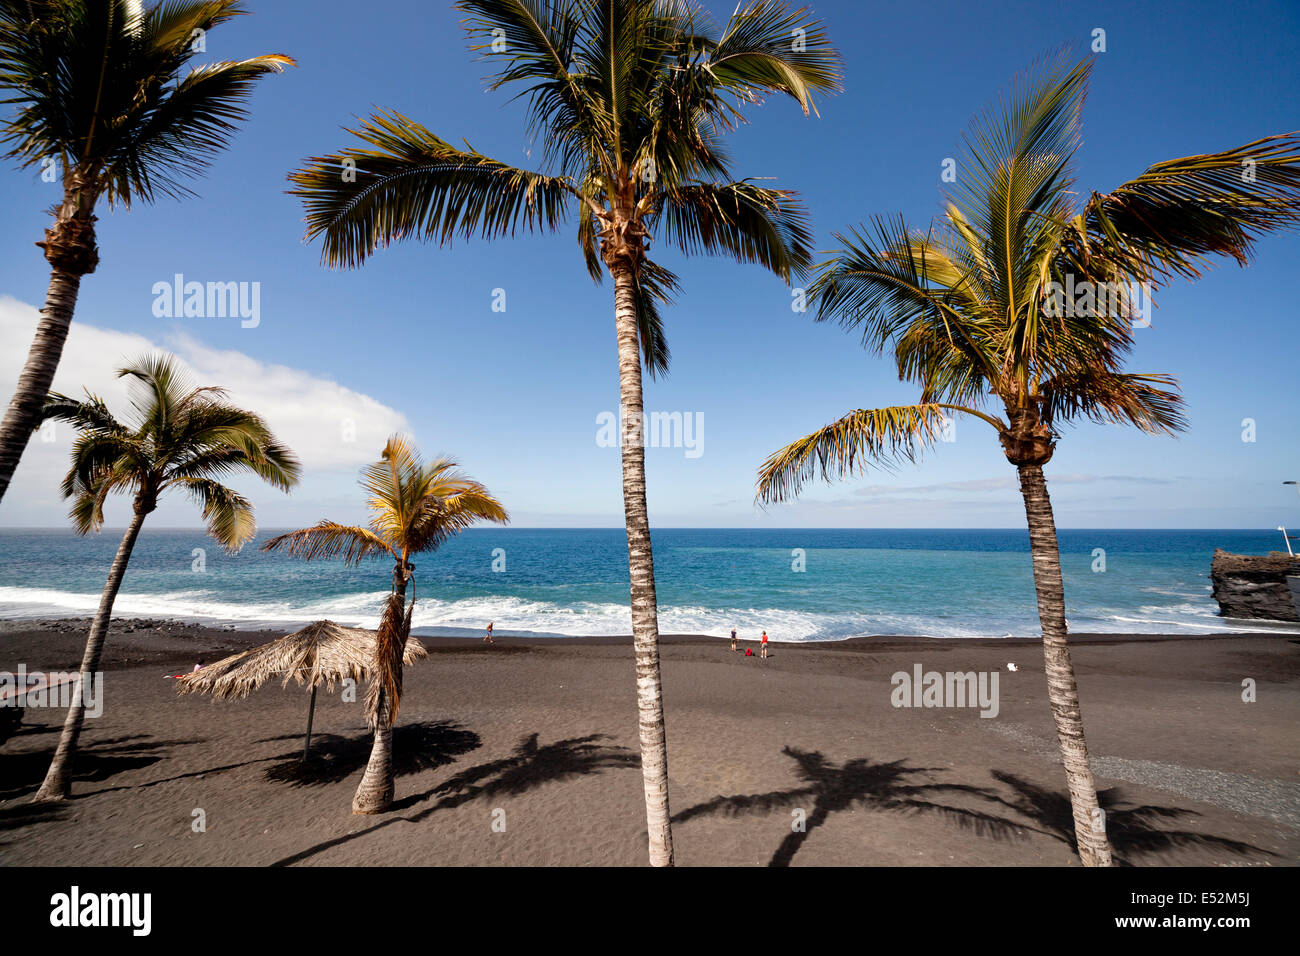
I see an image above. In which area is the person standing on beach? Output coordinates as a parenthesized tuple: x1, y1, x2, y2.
(730, 628, 738, 652)
(483, 622, 494, 645)
(760, 631, 769, 659)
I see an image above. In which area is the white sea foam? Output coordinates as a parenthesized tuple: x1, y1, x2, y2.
(0, 585, 1005, 640)
(4, 585, 1293, 640)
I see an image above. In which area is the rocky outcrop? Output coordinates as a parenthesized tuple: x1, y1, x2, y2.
(1210, 549, 1300, 622)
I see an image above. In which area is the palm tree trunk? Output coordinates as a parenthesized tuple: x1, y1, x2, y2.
(611, 264, 674, 867)
(0, 268, 85, 504)
(352, 690, 394, 813)
(32, 507, 148, 802)
(1016, 463, 1113, 866)
(352, 570, 408, 814)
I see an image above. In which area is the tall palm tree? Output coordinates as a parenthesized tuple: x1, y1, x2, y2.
(288, 0, 840, 865)
(756, 57, 1300, 867)
(0, 0, 292, 504)
(262, 436, 508, 814)
(31, 352, 300, 801)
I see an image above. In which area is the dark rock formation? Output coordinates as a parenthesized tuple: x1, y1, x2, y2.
(1210, 549, 1300, 621)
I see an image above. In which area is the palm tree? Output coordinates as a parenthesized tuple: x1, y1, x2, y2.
(756, 57, 1300, 867)
(31, 352, 300, 801)
(261, 436, 508, 814)
(0, 0, 292, 504)
(287, 0, 840, 865)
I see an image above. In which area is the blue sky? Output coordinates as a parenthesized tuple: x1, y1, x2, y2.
(1, 0, 1297, 530)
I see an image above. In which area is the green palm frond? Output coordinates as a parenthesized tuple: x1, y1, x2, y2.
(702, 0, 841, 117)
(359, 438, 510, 554)
(43, 389, 128, 435)
(756, 405, 955, 506)
(48, 351, 299, 540)
(456, 0, 601, 176)
(113, 53, 294, 202)
(178, 476, 255, 551)
(654, 179, 813, 280)
(289, 110, 576, 268)
(770, 53, 1239, 506)
(360, 434, 422, 540)
(1082, 132, 1300, 281)
(634, 258, 676, 378)
(60, 428, 146, 500)
(407, 479, 510, 554)
(292, 0, 838, 388)
(1039, 370, 1186, 435)
(63, 445, 145, 534)
(809, 217, 998, 382)
(0, 0, 291, 205)
(168, 402, 300, 491)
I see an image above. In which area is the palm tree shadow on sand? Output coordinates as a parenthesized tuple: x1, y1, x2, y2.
(989, 770, 1276, 866)
(0, 733, 197, 800)
(271, 732, 638, 866)
(259, 720, 481, 787)
(673, 746, 1024, 867)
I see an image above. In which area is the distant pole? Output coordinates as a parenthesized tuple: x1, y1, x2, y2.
(1283, 483, 1298, 557)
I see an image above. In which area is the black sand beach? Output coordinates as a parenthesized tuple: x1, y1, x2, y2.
(1, 618, 1296, 866)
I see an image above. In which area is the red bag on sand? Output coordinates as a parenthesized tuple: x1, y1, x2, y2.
(745, 648, 753, 656)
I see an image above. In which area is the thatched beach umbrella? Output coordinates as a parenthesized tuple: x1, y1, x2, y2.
(176, 620, 428, 758)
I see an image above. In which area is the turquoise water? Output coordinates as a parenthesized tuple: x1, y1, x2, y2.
(0, 528, 1294, 640)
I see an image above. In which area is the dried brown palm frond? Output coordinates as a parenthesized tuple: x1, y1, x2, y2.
(175, 619, 427, 702)
(364, 591, 412, 727)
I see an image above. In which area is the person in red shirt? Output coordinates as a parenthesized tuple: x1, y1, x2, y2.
(760, 630, 769, 659)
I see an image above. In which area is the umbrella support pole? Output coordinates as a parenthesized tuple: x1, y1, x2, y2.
(303, 686, 317, 760)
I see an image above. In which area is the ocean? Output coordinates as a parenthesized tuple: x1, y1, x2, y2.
(0, 528, 1295, 641)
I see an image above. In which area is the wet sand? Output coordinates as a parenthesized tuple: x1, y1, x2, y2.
(1, 619, 1296, 866)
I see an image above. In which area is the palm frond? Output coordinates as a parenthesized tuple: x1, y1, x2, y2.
(364, 590, 410, 726)
(260, 522, 396, 564)
(112, 53, 294, 203)
(1040, 369, 1186, 435)
(0, 0, 289, 205)
(635, 258, 675, 377)
(756, 404, 954, 506)
(455, 0, 602, 177)
(289, 110, 575, 268)
(1082, 132, 1300, 280)
(703, 0, 842, 117)
(654, 178, 813, 281)
(177, 476, 255, 552)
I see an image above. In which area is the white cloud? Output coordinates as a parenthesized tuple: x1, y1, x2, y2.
(0, 295, 409, 525)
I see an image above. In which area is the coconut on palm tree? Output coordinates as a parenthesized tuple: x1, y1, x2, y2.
(261, 436, 508, 814)
(31, 352, 300, 801)
(755, 56, 1300, 866)
(287, 0, 840, 866)
(0, 0, 292, 504)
